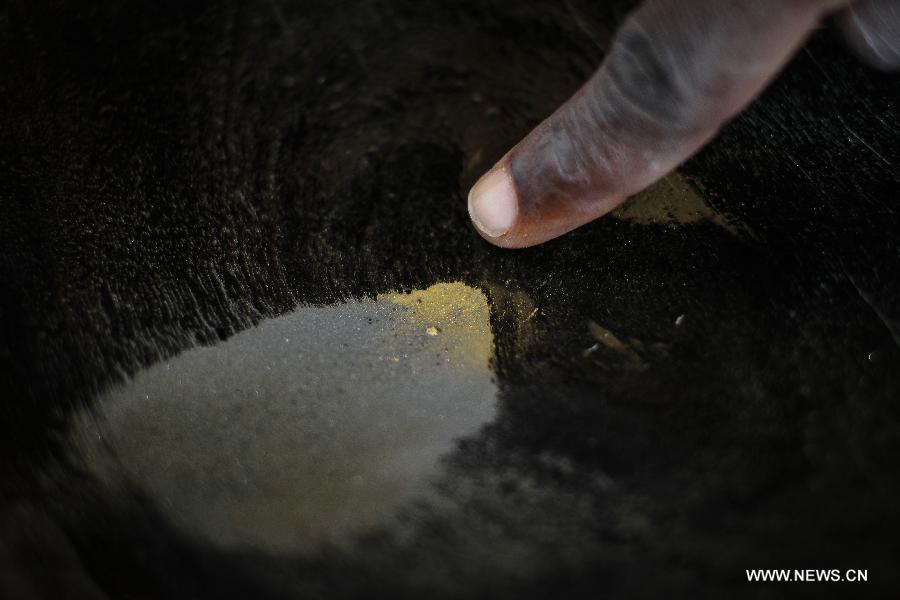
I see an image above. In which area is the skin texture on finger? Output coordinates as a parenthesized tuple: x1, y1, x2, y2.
(469, 0, 852, 248)
(838, 0, 900, 70)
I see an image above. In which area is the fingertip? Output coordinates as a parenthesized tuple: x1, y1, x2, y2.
(468, 164, 518, 241)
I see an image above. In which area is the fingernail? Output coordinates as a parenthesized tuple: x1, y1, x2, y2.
(468, 165, 517, 238)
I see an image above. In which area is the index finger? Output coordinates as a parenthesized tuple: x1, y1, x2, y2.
(468, 0, 851, 248)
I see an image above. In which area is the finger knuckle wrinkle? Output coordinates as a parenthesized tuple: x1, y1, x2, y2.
(604, 22, 694, 129)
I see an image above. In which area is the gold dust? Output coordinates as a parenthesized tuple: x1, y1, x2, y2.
(381, 282, 493, 369)
(611, 172, 737, 234)
(587, 321, 645, 369)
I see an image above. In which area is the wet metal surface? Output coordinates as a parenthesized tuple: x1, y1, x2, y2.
(1, 0, 899, 598)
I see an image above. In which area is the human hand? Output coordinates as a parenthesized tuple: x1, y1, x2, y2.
(467, 0, 899, 248)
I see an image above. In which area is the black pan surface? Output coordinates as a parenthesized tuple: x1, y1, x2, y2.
(1, 1, 898, 598)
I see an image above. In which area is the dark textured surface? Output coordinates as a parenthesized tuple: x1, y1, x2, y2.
(1, 0, 899, 598)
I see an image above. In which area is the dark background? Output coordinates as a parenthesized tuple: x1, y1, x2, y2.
(1, 0, 898, 597)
